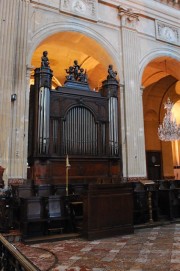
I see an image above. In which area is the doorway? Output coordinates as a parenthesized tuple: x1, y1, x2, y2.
(146, 151, 162, 180)
(142, 56, 180, 179)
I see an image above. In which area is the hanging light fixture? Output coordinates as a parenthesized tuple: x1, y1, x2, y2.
(158, 98, 180, 141)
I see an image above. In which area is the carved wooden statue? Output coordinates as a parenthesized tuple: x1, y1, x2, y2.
(65, 60, 87, 83)
(107, 64, 117, 80)
(41, 51, 50, 68)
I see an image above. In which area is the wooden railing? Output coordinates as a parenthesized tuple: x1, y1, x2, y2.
(0, 234, 40, 271)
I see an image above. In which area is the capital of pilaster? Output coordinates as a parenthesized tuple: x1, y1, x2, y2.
(118, 6, 140, 29)
(26, 65, 34, 78)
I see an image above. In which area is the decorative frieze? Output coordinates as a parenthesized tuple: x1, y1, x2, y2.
(60, 0, 98, 21)
(155, 20, 180, 46)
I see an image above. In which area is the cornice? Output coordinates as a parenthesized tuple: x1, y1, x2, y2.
(154, 0, 180, 9)
(99, 0, 180, 24)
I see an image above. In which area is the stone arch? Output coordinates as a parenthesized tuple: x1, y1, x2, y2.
(27, 22, 122, 79)
(139, 48, 180, 87)
(140, 48, 180, 180)
(26, 21, 123, 181)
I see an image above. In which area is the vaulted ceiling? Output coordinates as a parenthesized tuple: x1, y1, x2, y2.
(142, 56, 180, 122)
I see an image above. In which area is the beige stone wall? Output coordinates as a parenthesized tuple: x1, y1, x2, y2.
(0, 0, 30, 185)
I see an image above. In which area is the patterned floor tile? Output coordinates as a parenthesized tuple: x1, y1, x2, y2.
(10, 224, 180, 271)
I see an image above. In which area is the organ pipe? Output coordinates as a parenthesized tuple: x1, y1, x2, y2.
(109, 97, 119, 156)
(63, 106, 98, 155)
(33, 65, 53, 156)
(37, 87, 50, 154)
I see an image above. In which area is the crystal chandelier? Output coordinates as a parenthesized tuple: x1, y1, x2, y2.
(158, 98, 180, 141)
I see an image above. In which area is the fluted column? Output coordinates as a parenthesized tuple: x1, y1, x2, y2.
(119, 7, 147, 180)
(120, 83, 128, 180)
(0, 0, 30, 185)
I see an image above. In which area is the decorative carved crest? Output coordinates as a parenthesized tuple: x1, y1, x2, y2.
(60, 0, 98, 21)
(155, 20, 180, 45)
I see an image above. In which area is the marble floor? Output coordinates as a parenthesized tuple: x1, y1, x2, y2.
(12, 224, 180, 271)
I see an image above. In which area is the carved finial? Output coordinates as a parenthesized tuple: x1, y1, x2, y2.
(73, 60, 80, 80)
(65, 66, 75, 81)
(41, 51, 50, 68)
(78, 68, 88, 83)
(107, 64, 117, 80)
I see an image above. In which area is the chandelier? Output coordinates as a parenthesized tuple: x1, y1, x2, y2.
(158, 98, 180, 141)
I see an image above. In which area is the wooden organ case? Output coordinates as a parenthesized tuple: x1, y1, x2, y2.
(28, 60, 122, 185)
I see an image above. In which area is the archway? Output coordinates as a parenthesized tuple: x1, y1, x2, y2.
(28, 31, 121, 183)
(142, 56, 180, 180)
(30, 31, 119, 91)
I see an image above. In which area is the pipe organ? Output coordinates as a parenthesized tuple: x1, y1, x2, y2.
(28, 57, 122, 184)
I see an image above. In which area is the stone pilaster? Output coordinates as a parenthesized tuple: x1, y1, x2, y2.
(0, 0, 30, 185)
(119, 83, 128, 179)
(119, 6, 147, 179)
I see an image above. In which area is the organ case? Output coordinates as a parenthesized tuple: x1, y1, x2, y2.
(28, 62, 122, 184)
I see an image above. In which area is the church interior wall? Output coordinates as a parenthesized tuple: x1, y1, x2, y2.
(0, 0, 179, 186)
(27, 0, 180, 182)
(29, 6, 121, 55)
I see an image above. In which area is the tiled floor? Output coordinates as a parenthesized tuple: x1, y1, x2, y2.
(13, 224, 180, 271)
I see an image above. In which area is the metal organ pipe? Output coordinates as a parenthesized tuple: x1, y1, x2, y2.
(87, 109, 89, 154)
(38, 87, 50, 154)
(63, 106, 98, 155)
(109, 98, 112, 155)
(52, 119, 58, 154)
(109, 97, 119, 156)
